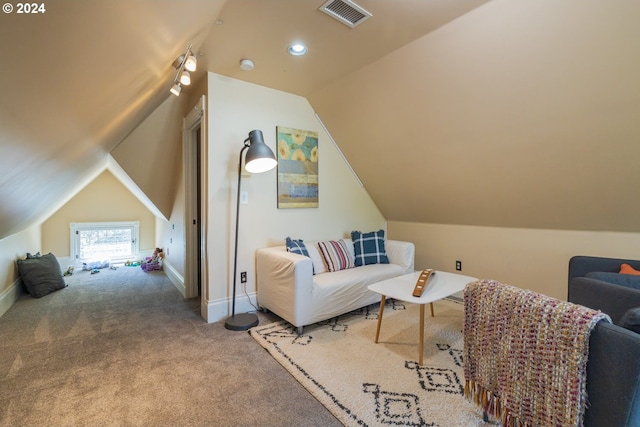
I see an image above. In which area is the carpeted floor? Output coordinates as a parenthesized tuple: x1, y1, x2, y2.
(0, 266, 342, 427)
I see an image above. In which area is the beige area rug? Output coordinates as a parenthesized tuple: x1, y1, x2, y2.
(250, 299, 491, 427)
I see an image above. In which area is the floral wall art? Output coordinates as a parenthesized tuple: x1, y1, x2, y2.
(276, 126, 319, 208)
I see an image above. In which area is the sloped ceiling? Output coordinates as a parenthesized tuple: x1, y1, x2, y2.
(2, 0, 637, 241)
(201, 0, 490, 96)
(308, 0, 640, 232)
(0, 0, 226, 239)
(0, 0, 488, 241)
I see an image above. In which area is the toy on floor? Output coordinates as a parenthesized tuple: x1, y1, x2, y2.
(82, 259, 110, 271)
(141, 248, 164, 272)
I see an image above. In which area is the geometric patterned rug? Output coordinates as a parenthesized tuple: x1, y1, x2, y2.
(250, 298, 491, 427)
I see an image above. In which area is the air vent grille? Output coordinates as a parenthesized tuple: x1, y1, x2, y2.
(319, 0, 372, 28)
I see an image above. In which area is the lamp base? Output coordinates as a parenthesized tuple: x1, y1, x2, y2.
(224, 312, 259, 331)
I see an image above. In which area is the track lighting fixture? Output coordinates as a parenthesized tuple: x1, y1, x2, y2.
(170, 44, 197, 96)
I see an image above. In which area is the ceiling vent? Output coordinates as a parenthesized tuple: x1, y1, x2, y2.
(319, 0, 372, 28)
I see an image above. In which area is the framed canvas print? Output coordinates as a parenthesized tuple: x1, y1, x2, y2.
(276, 126, 319, 208)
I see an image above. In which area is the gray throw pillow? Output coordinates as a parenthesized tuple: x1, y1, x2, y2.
(620, 307, 640, 334)
(585, 272, 640, 290)
(17, 252, 67, 298)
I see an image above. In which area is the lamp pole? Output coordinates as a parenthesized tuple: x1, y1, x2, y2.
(225, 130, 276, 331)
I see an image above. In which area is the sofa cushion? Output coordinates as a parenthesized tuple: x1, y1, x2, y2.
(620, 263, 640, 276)
(17, 252, 67, 298)
(305, 244, 327, 275)
(316, 239, 355, 272)
(351, 229, 389, 267)
(620, 307, 640, 333)
(312, 263, 405, 294)
(585, 272, 640, 290)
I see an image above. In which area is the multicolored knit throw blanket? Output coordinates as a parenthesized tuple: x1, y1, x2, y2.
(463, 280, 610, 427)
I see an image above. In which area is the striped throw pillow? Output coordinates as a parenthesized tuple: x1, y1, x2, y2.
(316, 239, 355, 272)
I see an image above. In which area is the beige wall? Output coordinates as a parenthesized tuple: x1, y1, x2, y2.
(42, 170, 156, 258)
(309, 0, 640, 232)
(0, 225, 41, 316)
(389, 221, 640, 300)
(203, 73, 386, 322)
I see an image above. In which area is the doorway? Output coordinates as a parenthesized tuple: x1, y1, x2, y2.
(184, 96, 207, 314)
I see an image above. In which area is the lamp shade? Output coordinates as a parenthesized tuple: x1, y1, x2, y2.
(245, 130, 277, 173)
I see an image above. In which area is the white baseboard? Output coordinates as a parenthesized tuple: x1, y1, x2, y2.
(0, 279, 24, 318)
(204, 292, 260, 324)
(162, 260, 186, 298)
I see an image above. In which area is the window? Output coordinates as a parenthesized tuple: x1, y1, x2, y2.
(70, 221, 140, 263)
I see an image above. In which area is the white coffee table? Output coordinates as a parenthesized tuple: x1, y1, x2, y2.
(368, 270, 477, 365)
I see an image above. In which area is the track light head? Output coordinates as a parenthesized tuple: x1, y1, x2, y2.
(185, 54, 197, 72)
(170, 83, 182, 96)
(179, 70, 191, 86)
(172, 55, 185, 69)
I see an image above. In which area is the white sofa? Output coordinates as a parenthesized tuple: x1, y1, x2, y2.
(256, 239, 415, 334)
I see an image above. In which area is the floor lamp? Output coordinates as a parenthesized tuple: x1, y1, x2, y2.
(225, 129, 277, 331)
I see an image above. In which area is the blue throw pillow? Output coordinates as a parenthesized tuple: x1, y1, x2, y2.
(286, 237, 316, 274)
(351, 230, 389, 267)
(285, 237, 309, 257)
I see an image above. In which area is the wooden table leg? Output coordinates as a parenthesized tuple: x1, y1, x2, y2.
(430, 302, 434, 317)
(374, 295, 386, 343)
(419, 304, 425, 365)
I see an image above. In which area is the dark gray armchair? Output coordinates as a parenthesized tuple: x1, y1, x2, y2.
(568, 256, 640, 427)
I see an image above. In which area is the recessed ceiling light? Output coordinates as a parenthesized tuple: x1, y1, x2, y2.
(288, 43, 307, 56)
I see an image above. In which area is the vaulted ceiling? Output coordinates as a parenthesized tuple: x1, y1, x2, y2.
(2, 0, 639, 240)
(0, 0, 488, 240)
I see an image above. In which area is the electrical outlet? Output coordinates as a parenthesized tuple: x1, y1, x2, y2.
(240, 271, 247, 283)
(456, 260, 462, 271)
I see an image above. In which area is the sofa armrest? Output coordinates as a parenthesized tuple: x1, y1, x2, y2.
(569, 277, 640, 325)
(256, 246, 314, 328)
(569, 255, 640, 281)
(386, 240, 415, 273)
(584, 321, 640, 427)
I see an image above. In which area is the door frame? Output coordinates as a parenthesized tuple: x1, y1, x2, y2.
(183, 96, 208, 313)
